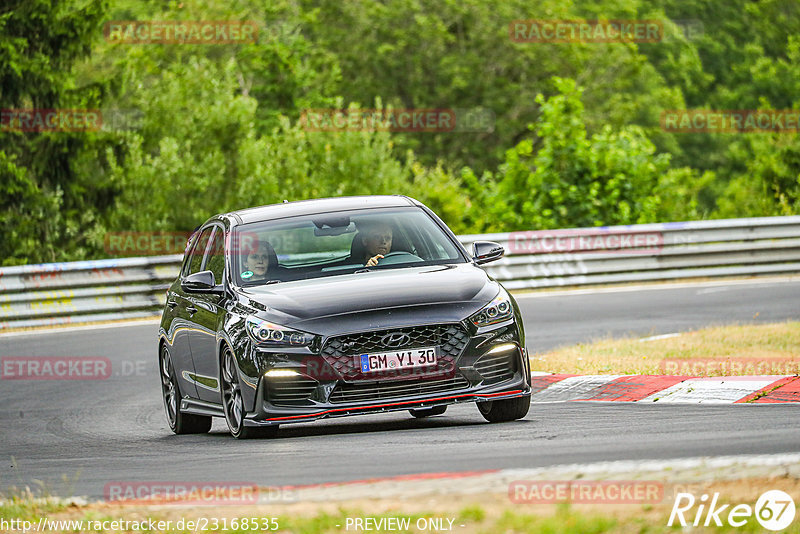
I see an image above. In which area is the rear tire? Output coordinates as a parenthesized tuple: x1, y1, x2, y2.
(159, 345, 212, 434)
(409, 405, 447, 418)
(476, 395, 530, 423)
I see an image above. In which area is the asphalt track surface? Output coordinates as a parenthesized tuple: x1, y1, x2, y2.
(1, 278, 799, 499)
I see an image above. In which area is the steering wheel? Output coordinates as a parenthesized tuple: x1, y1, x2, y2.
(377, 251, 423, 264)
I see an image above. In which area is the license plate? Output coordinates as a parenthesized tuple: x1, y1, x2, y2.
(357, 347, 438, 373)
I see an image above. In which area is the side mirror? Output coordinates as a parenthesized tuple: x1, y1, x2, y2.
(472, 241, 505, 265)
(182, 270, 223, 294)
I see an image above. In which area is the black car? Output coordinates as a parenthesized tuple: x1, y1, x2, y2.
(158, 196, 531, 438)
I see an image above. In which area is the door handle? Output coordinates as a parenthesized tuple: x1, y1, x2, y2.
(167, 299, 178, 310)
(186, 306, 198, 314)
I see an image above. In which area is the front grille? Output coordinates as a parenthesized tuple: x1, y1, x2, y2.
(474, 351, 517, 384)
(266, 375, 318, 405)
(328, 373, 470, 404)
(321, 324, 470, 381)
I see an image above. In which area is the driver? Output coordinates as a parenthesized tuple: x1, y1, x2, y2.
(360, 222, 393, 266)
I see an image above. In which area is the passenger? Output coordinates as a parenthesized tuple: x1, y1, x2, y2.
(241, 240, 274, 282)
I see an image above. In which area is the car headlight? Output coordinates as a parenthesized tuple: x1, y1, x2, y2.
(470, 288, 513, 327)
(245, 316, 315, 347)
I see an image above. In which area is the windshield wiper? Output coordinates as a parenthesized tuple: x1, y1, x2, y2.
(242, 279, 282, 287)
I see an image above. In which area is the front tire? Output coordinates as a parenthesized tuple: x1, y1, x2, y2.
(220, 348, 278, 439)
(159, 345, 211, 434)
(477, 395, 530, 423)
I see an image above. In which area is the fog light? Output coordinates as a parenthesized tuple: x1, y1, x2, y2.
(486, 343, 517, 355)
(265, 369, 300, 377)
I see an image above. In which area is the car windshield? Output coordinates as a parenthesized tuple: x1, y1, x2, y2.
(232, 207, 466, 286)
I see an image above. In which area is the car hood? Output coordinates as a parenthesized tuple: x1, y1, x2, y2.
(238, 263, 498, 334)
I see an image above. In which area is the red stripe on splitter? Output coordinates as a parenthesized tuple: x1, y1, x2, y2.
(738, 376, 800, 403)
(529, 373, 575, 394)
(575, 375, 691, 402)
(263, 390, 524, 421)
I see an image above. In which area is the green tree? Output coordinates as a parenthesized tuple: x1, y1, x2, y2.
(301, 0, 683, 175)
(464, 78, 710, 231)
(0, 0, 110, 265)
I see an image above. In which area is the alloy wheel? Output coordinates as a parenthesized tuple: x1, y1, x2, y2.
(160, 345, 178, 429)
(221, 349, 245, 435)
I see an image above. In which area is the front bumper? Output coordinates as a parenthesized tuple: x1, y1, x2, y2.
(243, 320, 531, 426)
(247, 385, 530, 425)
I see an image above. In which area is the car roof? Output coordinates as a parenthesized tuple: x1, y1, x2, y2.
(225, 195, 421, 225)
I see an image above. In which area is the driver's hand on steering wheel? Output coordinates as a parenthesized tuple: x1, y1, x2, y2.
(365, 254, 384, 267)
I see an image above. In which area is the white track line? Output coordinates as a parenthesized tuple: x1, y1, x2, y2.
(0, 318, 160, 337)
(529, 375, 624, 402)
(513, 275, 800, 298)
(641, 376, 789, 404)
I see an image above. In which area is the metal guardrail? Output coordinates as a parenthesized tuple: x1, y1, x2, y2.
(2, 216, 800, 330)
(460, 215, 800, 290)
(0, 256, 182, 330)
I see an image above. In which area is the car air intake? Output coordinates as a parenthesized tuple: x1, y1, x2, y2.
(321, 323, 469, 381)
(328, 374, 470, 404)
(474, 351, 518, 384)
(266, 374, 319, 405)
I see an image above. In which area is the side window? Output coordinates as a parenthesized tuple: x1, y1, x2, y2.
(204, 227, 226, 285)
(185, 227, 214, 276)
(179, 233, 196, 277)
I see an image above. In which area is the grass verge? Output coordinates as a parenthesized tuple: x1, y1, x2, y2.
(528, 321, 800, 375)
(3, 476, 800, 533)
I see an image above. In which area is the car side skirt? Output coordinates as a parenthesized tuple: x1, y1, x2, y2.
(180, 397, 225, 418)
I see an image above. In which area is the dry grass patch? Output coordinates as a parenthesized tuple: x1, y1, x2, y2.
(8, 476, 800, 533)
(529, 321, 800, 375)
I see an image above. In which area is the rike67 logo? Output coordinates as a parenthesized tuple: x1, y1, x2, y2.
(669, 490, 795, 531)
